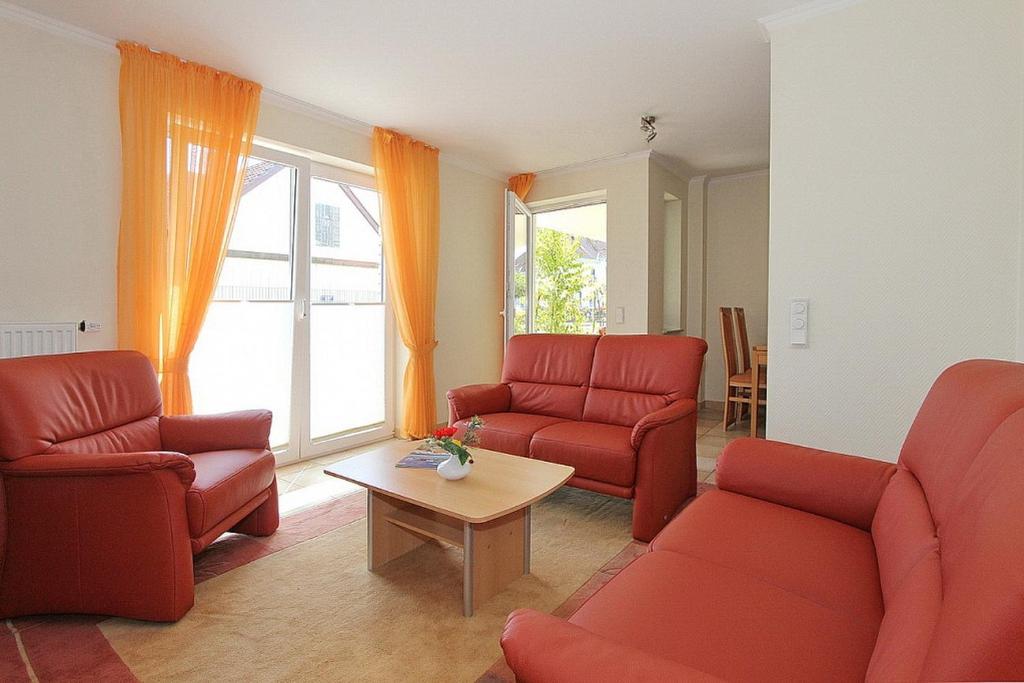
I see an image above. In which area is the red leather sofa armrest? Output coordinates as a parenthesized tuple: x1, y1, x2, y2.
(0, 451, 196, 621)
(159, 410, 272, 454)
(716, 438, 897, 531)
(631, 399, 697, 449)
(0, 451, 196, 488)
(501, 609, 723, 683)
(446, 383, 510, 424)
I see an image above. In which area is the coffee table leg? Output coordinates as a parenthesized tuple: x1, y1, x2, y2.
(367, 490, 427, 572)
(463, 509, 528, 617)
(524, 506, 531, 575)
(463, 523, 474, 617)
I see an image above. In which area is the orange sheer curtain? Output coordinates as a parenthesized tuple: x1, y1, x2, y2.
(372, 127, 441, 438)
(508, 173, 535, 201)
(117, 41, 261, 414)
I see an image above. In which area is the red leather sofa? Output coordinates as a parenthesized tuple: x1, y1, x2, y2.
(0, 350, 279, 622)
(448, 334, 708, 541)
(501, 359, 1024, 681)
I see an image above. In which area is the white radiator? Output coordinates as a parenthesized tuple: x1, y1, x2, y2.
(0, 322, 78, 359)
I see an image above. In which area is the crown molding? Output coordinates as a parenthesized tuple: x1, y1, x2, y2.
(259, 90, 372, 138)
(536, 150, 655, 178)
(0, 0, 507, 182)
(757, 0, 866, 42)
(707, 167, 769, 184)
(0, 0, 116, 51)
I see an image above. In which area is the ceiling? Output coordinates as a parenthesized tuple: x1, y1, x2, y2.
(9, 0, 803, 178)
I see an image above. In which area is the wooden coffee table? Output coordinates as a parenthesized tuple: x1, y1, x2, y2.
(324, 441, 573, 616)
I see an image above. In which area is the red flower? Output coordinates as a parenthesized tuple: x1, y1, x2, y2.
(433, 426, 458, 439)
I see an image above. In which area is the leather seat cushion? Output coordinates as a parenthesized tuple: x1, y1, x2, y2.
(651, 489, 884, 627)
(530, 421, 635, 487)
(569, 550, 878, 682)
(456, 413, 568, 457)
(186, 448, 276, 538)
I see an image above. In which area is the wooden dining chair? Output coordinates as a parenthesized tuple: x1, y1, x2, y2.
(734, 307, 751, 372)
(720, 306, 765, 430)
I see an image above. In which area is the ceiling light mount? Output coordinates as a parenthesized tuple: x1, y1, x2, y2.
(640, 115, 657, 143)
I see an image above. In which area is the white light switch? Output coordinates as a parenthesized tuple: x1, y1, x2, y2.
(614, 307, 625, 324)
(790, 298, 808, 346)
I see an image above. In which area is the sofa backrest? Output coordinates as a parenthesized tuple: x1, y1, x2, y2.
(0, 350, 163, 460)
(583, 335, 708, 427)
(501, 335, 599, 420)
(866, 360, 1024, 681)
(500, 334, 707, 426)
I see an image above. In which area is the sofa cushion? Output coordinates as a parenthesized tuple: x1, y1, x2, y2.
(583, 335, 707, 426)
(569, 551, 878, 682)
(651, 489, 884, 627)
(456, 412, 567, 457)
(0, 351, 162, 459)
(502, 335, 598, 420)
(530, 421, 635, 487)
(185, 448, 275, 538)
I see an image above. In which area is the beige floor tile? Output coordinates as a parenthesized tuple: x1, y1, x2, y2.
(696, 454, 718, 472)
(702, 470, 717, 484)
(696, 443, 723, 460)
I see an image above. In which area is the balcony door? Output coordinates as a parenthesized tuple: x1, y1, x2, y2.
(504, 191, 608, 340)
(190, 145, 394, 464)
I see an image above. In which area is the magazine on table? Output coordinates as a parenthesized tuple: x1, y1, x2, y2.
(395, 449, 448, 469)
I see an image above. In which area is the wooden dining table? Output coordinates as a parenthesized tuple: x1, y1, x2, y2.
(749, 345, 767, 437)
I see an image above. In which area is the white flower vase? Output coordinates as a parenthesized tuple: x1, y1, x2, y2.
(437, 453, 472, 480)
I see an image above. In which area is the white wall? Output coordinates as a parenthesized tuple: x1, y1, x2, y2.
(0, 19, 120, 351)
(767, 0, 1024, 460)
(702, 171, 770, 403)
(649, 158, 689, 334)
(0, 15, 505, 428)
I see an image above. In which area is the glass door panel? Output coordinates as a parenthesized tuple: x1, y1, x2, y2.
(308, 174, 390, 446)
(504, 190, 533, 342)
(191, 157, 296, 449)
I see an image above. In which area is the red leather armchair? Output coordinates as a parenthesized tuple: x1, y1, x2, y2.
(0, 350, 279, 622)
(448, 334, 708, 541)
(501, 360, 1024, 681)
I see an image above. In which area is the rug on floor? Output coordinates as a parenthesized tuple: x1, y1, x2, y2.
(1, 482, 709, 682)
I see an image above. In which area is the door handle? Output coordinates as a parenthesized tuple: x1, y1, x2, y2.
(298, 298, 308, 320)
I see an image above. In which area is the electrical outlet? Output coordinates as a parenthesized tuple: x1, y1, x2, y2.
(80, 321, 103, 333)
(790, 299, 808, 346)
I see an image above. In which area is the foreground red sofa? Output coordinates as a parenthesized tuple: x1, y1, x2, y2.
(502, 359, 1024, 681)
(448, 334, 708, 541)
(0, 350, 279, 622)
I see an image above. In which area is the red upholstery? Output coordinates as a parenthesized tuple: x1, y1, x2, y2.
(453, 412, 567, 457)
(530, 421, 635, 487)
(448, 334, 708, 541)
(500, 334, 598, 420)
(0, 351, 280, 622)
(651, 489, 884, 626)
(502, 359, 1024, 681)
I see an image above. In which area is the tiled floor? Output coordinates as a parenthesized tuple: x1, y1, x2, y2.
(274, 407, 765, 515)
(696, 405, 766, 485)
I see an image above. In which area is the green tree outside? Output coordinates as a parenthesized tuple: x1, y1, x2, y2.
(534, 228, 591, 333)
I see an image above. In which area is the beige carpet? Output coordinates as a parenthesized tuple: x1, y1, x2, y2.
(100, 488, 634, 682)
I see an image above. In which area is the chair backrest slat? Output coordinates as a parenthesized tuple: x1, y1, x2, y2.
(719, 307, 738, 379)
(735, 307, 751, 372)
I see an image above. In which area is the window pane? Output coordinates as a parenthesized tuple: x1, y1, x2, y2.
(215, 159, 294, 301)
(191, 157, 296, 448)
(309, 177, 386, 440)
(532, 203, 607, 334)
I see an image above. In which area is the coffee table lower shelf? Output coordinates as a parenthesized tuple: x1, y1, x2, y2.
(367, 490, 531, 617)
